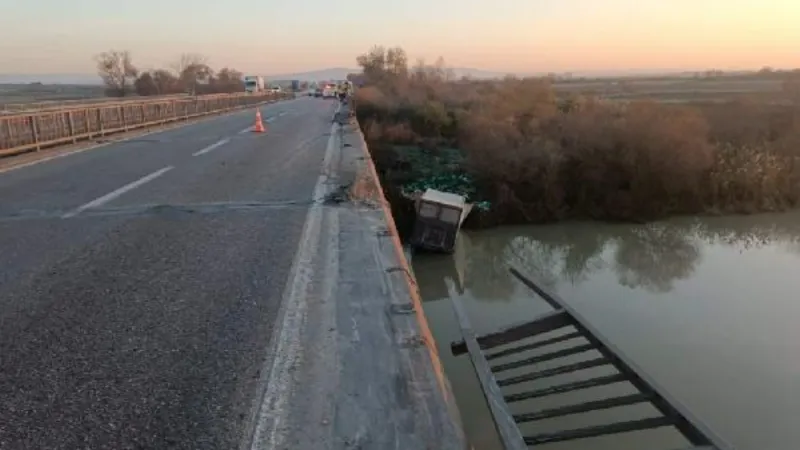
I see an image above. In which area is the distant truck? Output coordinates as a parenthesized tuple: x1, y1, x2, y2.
(243, 76, 264, 93)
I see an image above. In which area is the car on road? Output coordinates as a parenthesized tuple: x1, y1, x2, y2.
(322, 84, 336, 99)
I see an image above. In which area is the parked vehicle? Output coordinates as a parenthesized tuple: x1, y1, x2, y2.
(243, 76, 264, 93)
(322, 84, 336, 99)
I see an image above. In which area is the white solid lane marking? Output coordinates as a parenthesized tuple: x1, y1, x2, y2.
(248, 103, 341, 450)
(61, 166, 174, 218)
(192, 138, 230, 156)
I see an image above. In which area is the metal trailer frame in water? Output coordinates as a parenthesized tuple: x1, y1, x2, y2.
(449, 266, 733, 450)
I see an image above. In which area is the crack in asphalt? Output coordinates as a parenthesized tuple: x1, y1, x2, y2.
(0, 200, 330, 222)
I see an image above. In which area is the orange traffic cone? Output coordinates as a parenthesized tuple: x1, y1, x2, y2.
(252, 109, 266, 133)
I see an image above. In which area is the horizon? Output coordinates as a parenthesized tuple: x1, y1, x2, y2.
(1, 0, 798, 76)
(1, 65, 797, 86)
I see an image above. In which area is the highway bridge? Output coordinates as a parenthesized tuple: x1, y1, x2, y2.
(0, 96, 466, 449)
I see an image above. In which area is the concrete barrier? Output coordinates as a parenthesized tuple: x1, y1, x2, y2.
(332, 108, 469, 448)
(0, 92, 293, 157)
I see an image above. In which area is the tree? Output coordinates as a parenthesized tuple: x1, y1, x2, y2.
(134, 69, 180, 96)
(357, 46, 387, 82)
(95, 50, 138, 97)
(134, 72, 158, 96)
(151, 69, 180, 94)
(172, 53, 206, 77)
(172, 53, 212, 95)
(356, 45, 409, 85)
(411, 57, 451, 83)
(385, 47, 408, 77)
(208, 68, 244, 94)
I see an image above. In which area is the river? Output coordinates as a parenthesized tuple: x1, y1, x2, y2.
(411, 211, 800, 450)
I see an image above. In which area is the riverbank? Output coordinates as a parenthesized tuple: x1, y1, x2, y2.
(353, 48, 800, 230)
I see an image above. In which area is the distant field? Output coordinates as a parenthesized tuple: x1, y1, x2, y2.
(1, 74, 792, 111)
(552, 76, 786, 103)
(0, 84, 194, 113)
(0, 83, 107, 107)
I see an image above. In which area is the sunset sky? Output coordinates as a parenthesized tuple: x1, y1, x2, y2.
(0, 0, 797, 75)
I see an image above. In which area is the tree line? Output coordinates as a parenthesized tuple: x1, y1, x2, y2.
(94, 50, 246, 97)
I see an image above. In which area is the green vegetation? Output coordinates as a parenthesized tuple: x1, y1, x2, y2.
(353, 46, 800, 227)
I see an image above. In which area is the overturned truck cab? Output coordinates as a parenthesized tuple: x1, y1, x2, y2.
(410, 189, 473, 254)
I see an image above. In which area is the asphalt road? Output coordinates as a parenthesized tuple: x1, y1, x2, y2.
(0, 97, 341, 449)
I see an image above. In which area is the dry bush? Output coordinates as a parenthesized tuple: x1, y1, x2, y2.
(460, 113, 565, 222)
(354, 46, 800, 224)
(364, 121, 417, 145)
(355, 86, 387, 109)
(547, 101, 714, 219)
(708, 144, 798, 212)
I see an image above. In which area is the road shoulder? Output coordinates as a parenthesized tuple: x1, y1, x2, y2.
(245, 105, 467, 449)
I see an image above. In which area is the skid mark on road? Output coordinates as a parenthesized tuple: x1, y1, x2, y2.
(82, 200, 321, 217)
(0, 200, 339, 223)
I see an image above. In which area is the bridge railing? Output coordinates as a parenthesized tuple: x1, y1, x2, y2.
(0, 92, 293, 157)
(0, 93, 195, 114)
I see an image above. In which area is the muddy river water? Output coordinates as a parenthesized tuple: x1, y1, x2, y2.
(411, 211, 800, 450)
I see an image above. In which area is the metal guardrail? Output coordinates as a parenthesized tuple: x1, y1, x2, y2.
(0, 92, 293, 157)
(450, 267, 732, 450)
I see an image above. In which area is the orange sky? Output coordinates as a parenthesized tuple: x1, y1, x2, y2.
(0, 0, 797, 74)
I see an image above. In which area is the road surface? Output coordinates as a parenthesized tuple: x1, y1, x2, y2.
(0, 97, 343, 449)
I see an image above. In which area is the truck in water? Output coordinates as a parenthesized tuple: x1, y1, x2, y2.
(243, 76, 264, 93)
